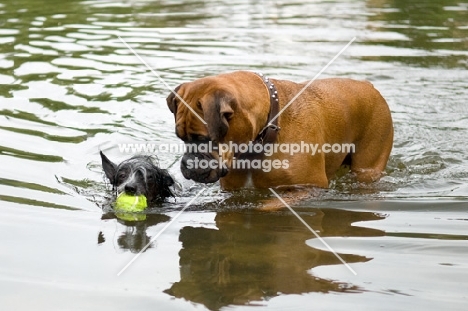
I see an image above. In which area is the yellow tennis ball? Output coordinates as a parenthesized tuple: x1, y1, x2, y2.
(115, 193, 147, 212)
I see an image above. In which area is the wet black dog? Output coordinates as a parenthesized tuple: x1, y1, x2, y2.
(100, 151, 174, 203)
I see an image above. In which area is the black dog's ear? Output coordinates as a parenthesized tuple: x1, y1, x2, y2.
(205, 90, 234, 142)
(164, 175, 174, 187)
(167, 84, 184, 116)
(157, 170, 175, 199)
(100, 151, 117, 184)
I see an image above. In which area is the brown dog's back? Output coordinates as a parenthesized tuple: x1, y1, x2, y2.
(275, 77, 393, 183)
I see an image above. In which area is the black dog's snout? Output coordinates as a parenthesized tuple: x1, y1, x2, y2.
(124, 184, 137, 194)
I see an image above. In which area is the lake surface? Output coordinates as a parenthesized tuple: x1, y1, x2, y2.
(1, 0, 467, 310)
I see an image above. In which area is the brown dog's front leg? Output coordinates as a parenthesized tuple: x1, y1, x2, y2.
(259, 186, 321, 211)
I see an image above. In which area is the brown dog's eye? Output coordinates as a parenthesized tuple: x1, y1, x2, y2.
(196, 101, 202, 109)
(224, 111, 233, 121)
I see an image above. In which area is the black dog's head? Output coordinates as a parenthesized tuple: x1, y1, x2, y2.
(100, 151, 174, 203)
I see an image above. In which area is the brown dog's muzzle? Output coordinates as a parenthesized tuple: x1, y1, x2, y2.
(181, 151, 228, 183)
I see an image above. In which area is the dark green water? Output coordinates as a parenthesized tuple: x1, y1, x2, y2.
(0, 0, 467, 310)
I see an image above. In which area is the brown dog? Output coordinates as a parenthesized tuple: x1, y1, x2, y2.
(167, 71, 393, 191)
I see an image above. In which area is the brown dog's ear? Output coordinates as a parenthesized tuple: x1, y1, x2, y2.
(205, 90, 234, 142)
(166, 84, 184, 115)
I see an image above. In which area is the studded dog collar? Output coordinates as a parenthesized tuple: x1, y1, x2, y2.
(254, 72, 281, 145)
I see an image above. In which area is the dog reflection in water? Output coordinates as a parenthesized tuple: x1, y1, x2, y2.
(100, 151, 175, 203)
(98, 213, 171, 253)
(165, 209, 386, 310)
